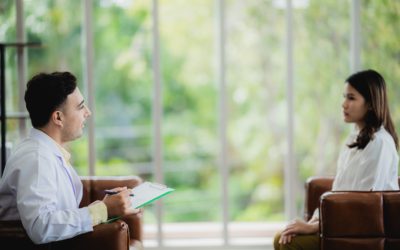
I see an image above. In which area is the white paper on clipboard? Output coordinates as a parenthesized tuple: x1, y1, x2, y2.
(130, 182, 175, 209)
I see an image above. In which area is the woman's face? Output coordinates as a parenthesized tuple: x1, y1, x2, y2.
(342, 83, 369, 129)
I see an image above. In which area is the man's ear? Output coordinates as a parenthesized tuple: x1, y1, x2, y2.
(51, 111, 63, 126)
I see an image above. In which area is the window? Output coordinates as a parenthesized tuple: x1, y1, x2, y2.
(2, 0, 399, 248)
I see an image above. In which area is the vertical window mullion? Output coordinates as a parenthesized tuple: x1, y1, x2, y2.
(350, 0, 361, 72)
(285, 0, 296, 221)
(82, 0, 96, 176)
(16, 0, 27, 139)
(215, 0, 229, 246)
(152, 0, 164, 247)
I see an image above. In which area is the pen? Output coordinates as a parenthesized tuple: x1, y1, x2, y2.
(104, 190, 135, 197)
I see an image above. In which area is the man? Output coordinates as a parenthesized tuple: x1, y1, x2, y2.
(0, 72, 135, 244)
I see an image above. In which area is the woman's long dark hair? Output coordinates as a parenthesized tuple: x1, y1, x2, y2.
(346, 69, 398, 150)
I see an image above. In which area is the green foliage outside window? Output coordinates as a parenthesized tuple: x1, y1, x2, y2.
(0, 0, 399, 224)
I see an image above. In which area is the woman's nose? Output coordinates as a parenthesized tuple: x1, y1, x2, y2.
(342, 100, 347, 109)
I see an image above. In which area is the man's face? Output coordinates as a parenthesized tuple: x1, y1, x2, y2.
(59, 88, 91, 143)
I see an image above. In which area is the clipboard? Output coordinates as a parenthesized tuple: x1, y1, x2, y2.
(103, 182, 174, 224)
(131, 182, 175, 209)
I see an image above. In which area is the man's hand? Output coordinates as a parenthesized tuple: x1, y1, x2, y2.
(102, 187, 135, 217)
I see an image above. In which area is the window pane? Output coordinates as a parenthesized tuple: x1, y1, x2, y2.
(0, 1, 21, 164)
(0, 1, 15, 40)
(294, 0, 350, 214)
(92, 0, 156, 244)
(226, 0, 286, 227)
(92, 0, 152, 177)
(360, 0, 400, 131)
(159, 0, 219, 244)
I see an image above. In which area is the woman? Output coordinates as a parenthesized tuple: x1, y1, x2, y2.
(274, 69, 399, 250)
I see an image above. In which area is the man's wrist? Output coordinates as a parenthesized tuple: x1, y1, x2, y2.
(88, 201, 108, 226)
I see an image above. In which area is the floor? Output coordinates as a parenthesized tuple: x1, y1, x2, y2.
(134, 222, 281, 250)
(138, 247, 273, 250)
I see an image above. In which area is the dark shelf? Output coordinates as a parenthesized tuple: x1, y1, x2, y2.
(0, 42, 41, 48)
(0, 112, 30, 119)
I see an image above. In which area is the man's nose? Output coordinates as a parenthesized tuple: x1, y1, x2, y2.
(85, 106, 92, 117)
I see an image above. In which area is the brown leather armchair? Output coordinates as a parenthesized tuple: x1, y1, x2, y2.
(0, 176, 143, 250)
(305, 176, 400, 250)
(0, 219, 130, 250)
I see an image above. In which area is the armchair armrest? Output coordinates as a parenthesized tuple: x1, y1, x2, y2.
(53, 220, 130, 250)
(0, 220, 130, 250)
(304, 176, 400, 250)
(80, 176, 143, 248)
(320, 192, 384, 237)
(319, 191, 386, 250)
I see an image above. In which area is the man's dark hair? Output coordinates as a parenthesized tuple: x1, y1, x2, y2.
(24, 72, 77, 128)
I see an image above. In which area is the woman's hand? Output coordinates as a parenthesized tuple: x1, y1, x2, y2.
(278, 219, 319, 244)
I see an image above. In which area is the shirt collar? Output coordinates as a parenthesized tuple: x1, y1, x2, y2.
(57, 144, 72, 166)
(352, 125, 384, 134)
(29, 128, 68, 161)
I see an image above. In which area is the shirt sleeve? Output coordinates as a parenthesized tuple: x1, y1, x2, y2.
(88, 201, 108, 226)
(357, 135, 398, 190)
(311, 208, 319, 220)
(16, 151, 93, 244)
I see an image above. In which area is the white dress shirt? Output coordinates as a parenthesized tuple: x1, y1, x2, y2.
(0, 128, 93, 244)
(332, 126, 399, 191)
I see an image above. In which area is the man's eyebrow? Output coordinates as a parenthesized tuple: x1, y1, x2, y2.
(77, 100, 85, 107)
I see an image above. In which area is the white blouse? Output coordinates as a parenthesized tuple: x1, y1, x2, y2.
(332, 126, 399, 191)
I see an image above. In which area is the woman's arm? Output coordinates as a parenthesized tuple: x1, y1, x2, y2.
(279, 215, 319, 244)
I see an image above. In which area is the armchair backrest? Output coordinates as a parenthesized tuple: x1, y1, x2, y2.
(304, 176, 400, 221)
(304, 176, 334, 221)
(80, 176, 142, 207)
